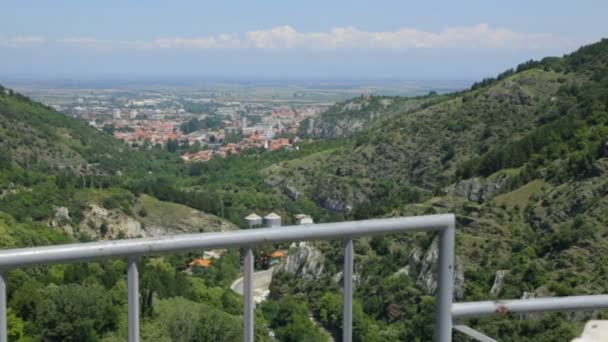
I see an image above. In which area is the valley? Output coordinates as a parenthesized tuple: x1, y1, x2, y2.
(1, 38, 608, 341)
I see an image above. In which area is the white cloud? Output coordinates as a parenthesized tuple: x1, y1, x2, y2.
(55, 34, 243, 50)
(153, 34, 242, 49)
(245, 24, 571, 50)
(1, 24, 573, 51)
(0, 35, 46, 47)
(58, 37, 147, 48)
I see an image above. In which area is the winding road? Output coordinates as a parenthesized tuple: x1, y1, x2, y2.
(230, 267, 335, 341)
(230, 267, 275, 303)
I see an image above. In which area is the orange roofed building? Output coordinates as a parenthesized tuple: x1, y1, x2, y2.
(269, 250, 287, 266)
(270, 250, 286, 258)
(189, 258, 212, 268)
(269, 138, 291, 151)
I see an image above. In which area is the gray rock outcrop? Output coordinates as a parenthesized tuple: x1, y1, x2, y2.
(331, 271, 361, 289)
(317, 197, 353, 213)
(79, 204, 145, 239)
(445, 174, 508, 203)
(49, 206, 73, 234)
(50, 206, 71, 227)
(413, 238, 465, 300)
(284, 185, 301, 200)
(275, 245, 324, 280)
(490, 270, 509, 297)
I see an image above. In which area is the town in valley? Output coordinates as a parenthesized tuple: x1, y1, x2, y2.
(11, 79, 466, 162)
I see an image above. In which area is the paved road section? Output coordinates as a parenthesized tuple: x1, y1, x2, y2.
(230, 267, 275, 303)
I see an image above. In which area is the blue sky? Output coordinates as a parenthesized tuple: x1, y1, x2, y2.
(0, 0, 606, 80)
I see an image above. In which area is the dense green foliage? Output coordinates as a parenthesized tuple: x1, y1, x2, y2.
(457, 41, 608, 182)
(36, 283, 118, 340)
(261, 296, 327, 341)
(179, 116, 223, 134)
(2, 247, 267, 341)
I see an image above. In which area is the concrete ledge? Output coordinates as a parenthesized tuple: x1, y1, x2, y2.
(572, 321, 608, 342)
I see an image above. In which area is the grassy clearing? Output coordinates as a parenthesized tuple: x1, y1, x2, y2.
(494, 179, 548, 208)
(133, 194, 236, 233)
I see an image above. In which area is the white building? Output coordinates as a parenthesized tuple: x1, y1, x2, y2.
(245, 213, 263, 228)
(264, 212, 282, 227)
(253, 124, 275, 139)
(294, 214, 314, 225)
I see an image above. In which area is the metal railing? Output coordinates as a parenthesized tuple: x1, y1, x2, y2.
(0, 214, 456, 342)
(0, 213, 606, 341)
(452, 295, 608, 342)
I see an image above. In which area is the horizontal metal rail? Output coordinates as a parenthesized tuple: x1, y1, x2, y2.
(0, 214, 457, 342)
(452, 322, 497, 342)
(453, 295, 608, 318)
(452, 295, 608, 341)
(0, 215, 454, 269)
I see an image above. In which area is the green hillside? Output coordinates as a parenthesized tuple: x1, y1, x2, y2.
(266, 39, 608, 217)
(0, 87, 264, 341)
(0, 87, 180, 177)
(0, 87, 236, 235)
(259, 39, 608, 341)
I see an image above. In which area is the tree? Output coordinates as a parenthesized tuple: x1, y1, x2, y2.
(102, 124, 116, 136)
(166, 139, 179, 153)
(7, 309, 24, 341)
(261, 296, 325, 341)
(154, 297, 245, 342)
(35, 283, 118, 341)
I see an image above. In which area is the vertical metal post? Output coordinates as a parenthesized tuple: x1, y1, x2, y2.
(127, 257, 140, 342)
(436, 218, 456, 342)
(0, 272, 6, 342)
(343, 239, 354, 342)
(244, 248, 255, 342)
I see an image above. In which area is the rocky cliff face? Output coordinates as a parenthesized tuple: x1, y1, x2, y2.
(48, 195, 236, 240)
(316, 196, 353, 213)
(490, 270, 509, 297)
(485, 78, 535, 105)
(445, 174, 509, 203)
(300, 96, 433, 139)
(275, 245, 325, 280)
(299, 96, 388, 139)
(79, 204, 145, 239)
(530, 158, 608, 230)
(50, 204, 145, 239)
(411, 238, 465, 300)
(390, 238, 465, 300)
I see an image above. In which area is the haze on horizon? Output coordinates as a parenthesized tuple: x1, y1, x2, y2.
(0, 0, 606, 80)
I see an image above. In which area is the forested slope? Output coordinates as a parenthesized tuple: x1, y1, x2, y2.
(266, 39, 608, 217)
(0, 86, 267, 341)
(260, 39, 608, 341)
